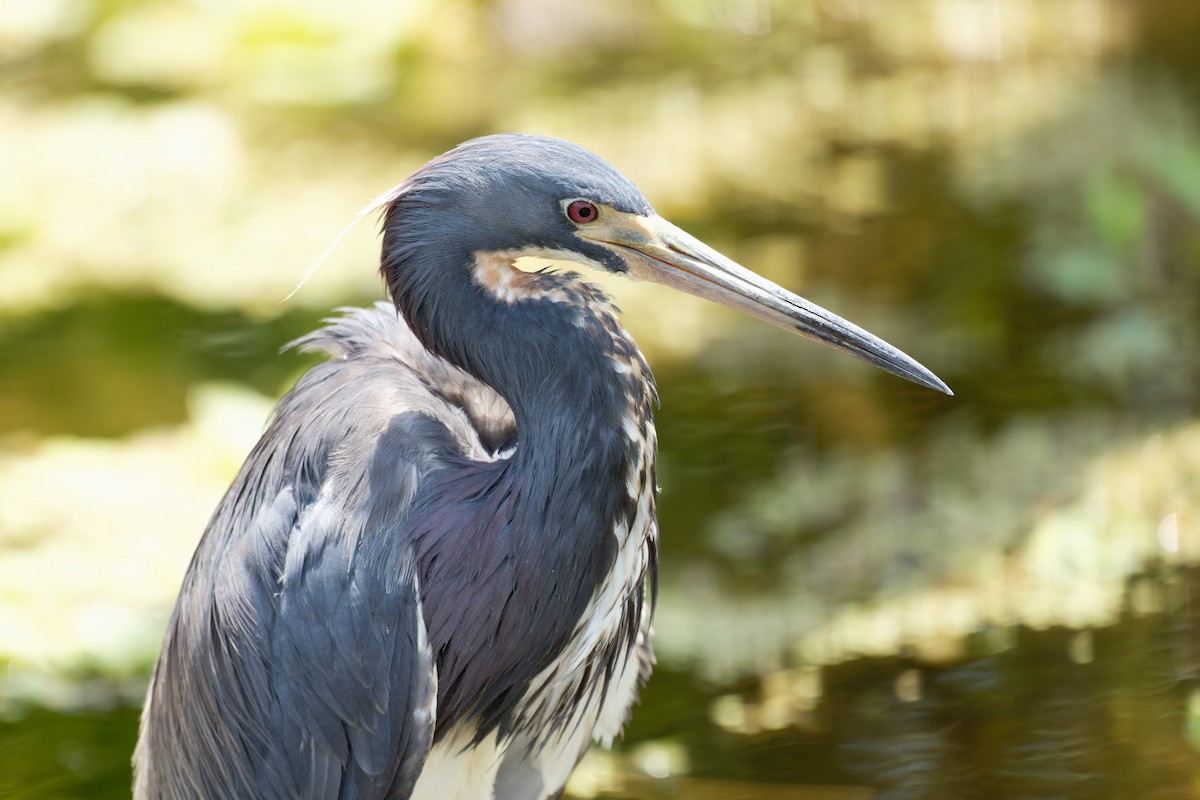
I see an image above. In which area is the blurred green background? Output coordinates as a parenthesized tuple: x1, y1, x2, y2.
(3, 0, 1200, 797)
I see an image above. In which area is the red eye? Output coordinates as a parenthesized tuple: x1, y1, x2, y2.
(566, 200, 599, 224)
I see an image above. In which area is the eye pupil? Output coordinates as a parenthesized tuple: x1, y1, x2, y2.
(567, 200, 598, 224)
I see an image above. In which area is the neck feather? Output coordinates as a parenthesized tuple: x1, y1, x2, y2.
(383, 244, 658, 740)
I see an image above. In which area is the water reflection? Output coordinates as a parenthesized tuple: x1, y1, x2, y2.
(584, 565, 1200, 798)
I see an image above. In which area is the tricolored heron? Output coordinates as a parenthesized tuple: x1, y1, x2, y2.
(134, 134, 950, 800)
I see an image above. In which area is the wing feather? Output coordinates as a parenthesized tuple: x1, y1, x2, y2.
(135, 306, 509, 799)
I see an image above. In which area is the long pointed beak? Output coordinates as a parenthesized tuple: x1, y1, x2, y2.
(584, 214, 952, 395)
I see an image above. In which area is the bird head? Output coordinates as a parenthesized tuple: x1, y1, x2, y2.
(381, 133, 950, 395)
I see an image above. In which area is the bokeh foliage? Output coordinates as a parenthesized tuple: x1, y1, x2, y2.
(3, 0, 1200, 797)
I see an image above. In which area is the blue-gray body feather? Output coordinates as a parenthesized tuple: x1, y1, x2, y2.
(137, 300, 656, 799)
(136, 306, 473, 798)
(136, 135, 661, 800)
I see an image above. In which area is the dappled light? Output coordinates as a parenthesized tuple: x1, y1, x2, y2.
(3, 0, 1200, 797)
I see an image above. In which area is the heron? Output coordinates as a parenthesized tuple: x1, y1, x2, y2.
(134, 134, 950, 800)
